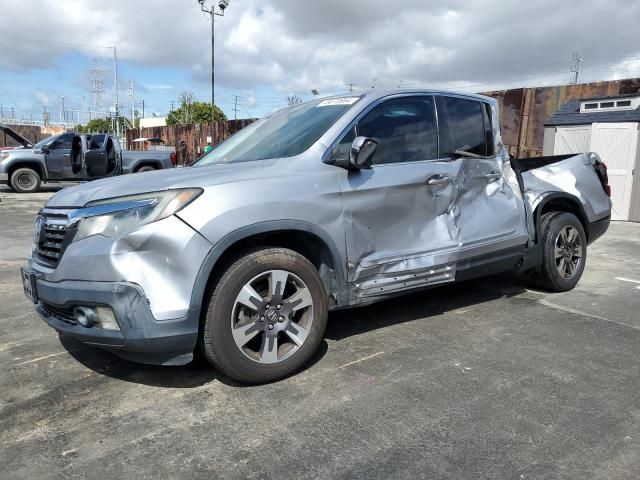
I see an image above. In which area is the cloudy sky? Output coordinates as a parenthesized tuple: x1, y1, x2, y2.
(0, 0, 639, 122)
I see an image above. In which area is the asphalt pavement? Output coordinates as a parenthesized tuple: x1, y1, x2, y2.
(1, 185, 639, 479)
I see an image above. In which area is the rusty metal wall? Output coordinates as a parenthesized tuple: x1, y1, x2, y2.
(484, 78, 640, 157)
(125, 119, 256, 165)
(0, 125, 47, 148)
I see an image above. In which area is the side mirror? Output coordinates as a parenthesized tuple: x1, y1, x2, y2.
(334, 136, 377, 170)
(40, 144, 50, 154)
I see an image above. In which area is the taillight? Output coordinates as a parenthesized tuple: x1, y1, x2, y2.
(170, 152, 177, 166)
(594, 160, 611, 197)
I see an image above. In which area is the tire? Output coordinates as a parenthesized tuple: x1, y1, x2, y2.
(136, 166, 156, 173)
(201, 248, 328, 384)
(9, 168, 41, 193)
(538, 212, 587, 292)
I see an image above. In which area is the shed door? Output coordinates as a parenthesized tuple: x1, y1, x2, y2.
(590, 123, 638, 221)
(553, 126, 592, 155)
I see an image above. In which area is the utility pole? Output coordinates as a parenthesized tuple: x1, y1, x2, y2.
(570, 52, 584, 84)
(170, 100, 175, 111)
(345, 83, 355, 93)
(128, 80, 135, 126)
(11, 107, 15, 119)
(142, 99, 145, 118)
(232, 94, 239, 120)
(113, 46, 120, 137)
(61, 96, 65, 122)
(0, 104, 3, 118)
(198, 0, 231, 121)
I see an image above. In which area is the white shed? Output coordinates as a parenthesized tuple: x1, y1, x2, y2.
(543, 95, 640, 222)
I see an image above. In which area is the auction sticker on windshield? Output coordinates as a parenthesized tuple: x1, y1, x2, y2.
(317, 97, 360, 107)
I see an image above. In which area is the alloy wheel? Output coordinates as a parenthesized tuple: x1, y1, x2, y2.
(554, 225, 583, 279)
(230, 269, 314, 364)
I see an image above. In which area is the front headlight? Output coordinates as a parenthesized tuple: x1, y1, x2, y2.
(74, 189, 202, 241)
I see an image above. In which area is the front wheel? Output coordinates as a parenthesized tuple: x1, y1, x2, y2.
(538, 212, 587, 292)
(9, 168, 41, 193)
(201, 248, 328, 384)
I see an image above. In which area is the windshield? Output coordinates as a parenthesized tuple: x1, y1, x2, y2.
(193, 97, 361, 166)
(34, 135, 57, 148)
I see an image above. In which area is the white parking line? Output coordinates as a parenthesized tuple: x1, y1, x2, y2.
(13, 347, 89, 366)
(615, 277, 640, 289)
(338, 351, 385, 369)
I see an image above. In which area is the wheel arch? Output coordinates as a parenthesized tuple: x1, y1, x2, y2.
(134, 160, 161, 172)
(189, 221, 347, 330)
(533, 192, 590, 242)
(7, 160, 46, 181)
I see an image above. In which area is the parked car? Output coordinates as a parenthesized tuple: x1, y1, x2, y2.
(20, 90, 611, 383)
(0, 123, 34, 151)
(0, 132, 176, 192)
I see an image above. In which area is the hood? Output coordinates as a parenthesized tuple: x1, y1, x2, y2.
(46, 160, 279, 208)
(0, 124, 33, 149)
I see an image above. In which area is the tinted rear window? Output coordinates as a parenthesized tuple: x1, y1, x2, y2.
(444, 97, 487, 156)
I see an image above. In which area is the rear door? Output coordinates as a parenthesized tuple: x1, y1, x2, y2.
(436, 95, 528, 260)
(334, 95, 462, 299)
(84, 134, 110, 178)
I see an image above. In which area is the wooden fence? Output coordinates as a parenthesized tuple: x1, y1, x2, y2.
(125, 119, 256, 165)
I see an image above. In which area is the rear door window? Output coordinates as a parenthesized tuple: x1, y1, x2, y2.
(443, 97, 488, 156)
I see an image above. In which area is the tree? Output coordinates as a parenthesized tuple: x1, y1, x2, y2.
(166, 91, 227, 125)
(76, 117, 114, 133)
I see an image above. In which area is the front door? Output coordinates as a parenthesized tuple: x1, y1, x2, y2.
(334, 95, 462, 300)
(44, 133, 74, 178)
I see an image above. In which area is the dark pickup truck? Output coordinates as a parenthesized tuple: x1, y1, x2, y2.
(0, 128, 176, 192)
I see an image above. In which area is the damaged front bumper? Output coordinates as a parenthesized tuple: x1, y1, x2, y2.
(24, 268, 199, 365)
(22, 213, 213, 365)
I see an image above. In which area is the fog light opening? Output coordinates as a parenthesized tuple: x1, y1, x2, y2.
(74, 306, 95, 328)
(73, 306, 120, 331)
(94, 307, 120, 331)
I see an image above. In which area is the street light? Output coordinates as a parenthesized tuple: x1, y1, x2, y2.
(198, 0, 231, 122)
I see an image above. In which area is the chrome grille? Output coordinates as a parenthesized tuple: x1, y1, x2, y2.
(34, 213, 76, 267)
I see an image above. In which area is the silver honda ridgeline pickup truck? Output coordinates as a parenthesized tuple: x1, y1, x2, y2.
(21, 90, 611, 383)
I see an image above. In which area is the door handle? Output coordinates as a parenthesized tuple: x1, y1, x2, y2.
(484, 171, 502, 179)
(426, 174, 452, 186)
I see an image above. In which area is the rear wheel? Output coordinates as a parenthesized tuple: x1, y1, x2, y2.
(538, 212, 587, 292)
(9, 168, 41, 193)
(201, 248, 328, 384)
(136, 165, 156, 173)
